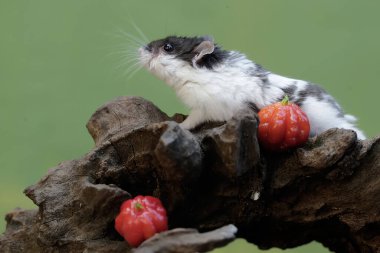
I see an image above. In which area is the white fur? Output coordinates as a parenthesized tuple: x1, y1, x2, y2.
(139, 48, 366, 139)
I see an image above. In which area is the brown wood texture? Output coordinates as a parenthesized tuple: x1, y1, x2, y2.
(1, 96, 379, 253)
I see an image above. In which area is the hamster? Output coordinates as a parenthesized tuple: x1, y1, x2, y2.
(138, 36, 365, 139)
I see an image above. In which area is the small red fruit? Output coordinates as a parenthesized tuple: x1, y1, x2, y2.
(115, 195, 168, 247)
(258, 96, 310, 151)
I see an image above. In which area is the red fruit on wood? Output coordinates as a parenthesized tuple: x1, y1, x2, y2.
(258, 96, 310, 151)
(114, 195, 168, 247)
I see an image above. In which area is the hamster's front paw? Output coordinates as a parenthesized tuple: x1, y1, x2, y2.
(179, 120, 193, 130)
(179, 110, 204, 130)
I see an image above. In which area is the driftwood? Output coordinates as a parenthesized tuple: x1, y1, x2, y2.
(0, 96, 379, 253)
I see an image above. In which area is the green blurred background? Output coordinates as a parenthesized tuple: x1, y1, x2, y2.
(1, 1, 379, 252)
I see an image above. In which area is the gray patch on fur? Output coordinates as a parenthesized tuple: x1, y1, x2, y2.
(245, 64, 270, 88)
(293, 83, 345, 117)
(281, 84, 297, 100)
(293, 83, 326, 106)
(299, 83, 325, 100)
(246, 64, 270, 78)
(246, 102, 259, 113)
(325, 95, 345, 117)
(225, 52, 244, 65)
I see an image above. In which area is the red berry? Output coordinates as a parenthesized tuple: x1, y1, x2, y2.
(258, 96, 310, 151)
(115, 195, 168, 247)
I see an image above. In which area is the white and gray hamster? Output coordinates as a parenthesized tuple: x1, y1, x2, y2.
(139, 36, 365, 139)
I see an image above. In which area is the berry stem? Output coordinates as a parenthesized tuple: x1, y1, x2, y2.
(281, 95, 290, 105)
(135, 202, 144, 211)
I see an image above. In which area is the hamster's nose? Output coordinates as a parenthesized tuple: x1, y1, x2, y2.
(138, 47, 146, 55)
(144, 45, 152, 52)
(139, 45, 152, 55)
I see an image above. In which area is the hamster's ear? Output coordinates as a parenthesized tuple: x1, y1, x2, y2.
(192, 40, 215, 65)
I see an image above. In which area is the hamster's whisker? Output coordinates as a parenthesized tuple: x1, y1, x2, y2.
(116, 50, 138, 59)
(131, 22, 149, 43)
(106, 49, 133, 57)
(124, 47, 140, 55)
(106, 46, 138, 63)
(123, 61, 141, 78)
(110, 45, 139, 62)
(119, 58, 139, 66)
(107, 26, 144, 80)
(127, 65, 143, 80)
(108, 44, 137, 52)
(116, 38, 141, 49)
(120, 30, 147, 46)
(112, 27, 146, 46)
(113, 57, 139, 71)
(124, 60, 141, 72)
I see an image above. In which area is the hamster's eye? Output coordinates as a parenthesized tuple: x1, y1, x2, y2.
(163, 43, 174, 52)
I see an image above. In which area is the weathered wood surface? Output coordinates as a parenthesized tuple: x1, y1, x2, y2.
(1, 96, 379, 253)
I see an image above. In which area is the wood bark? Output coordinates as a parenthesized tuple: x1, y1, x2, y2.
(1, 96, 379, 253)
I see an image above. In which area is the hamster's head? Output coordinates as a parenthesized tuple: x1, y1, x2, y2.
(139, 36, 227, 86)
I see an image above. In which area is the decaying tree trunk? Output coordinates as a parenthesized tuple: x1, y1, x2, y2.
(1, 96, 379, 253)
